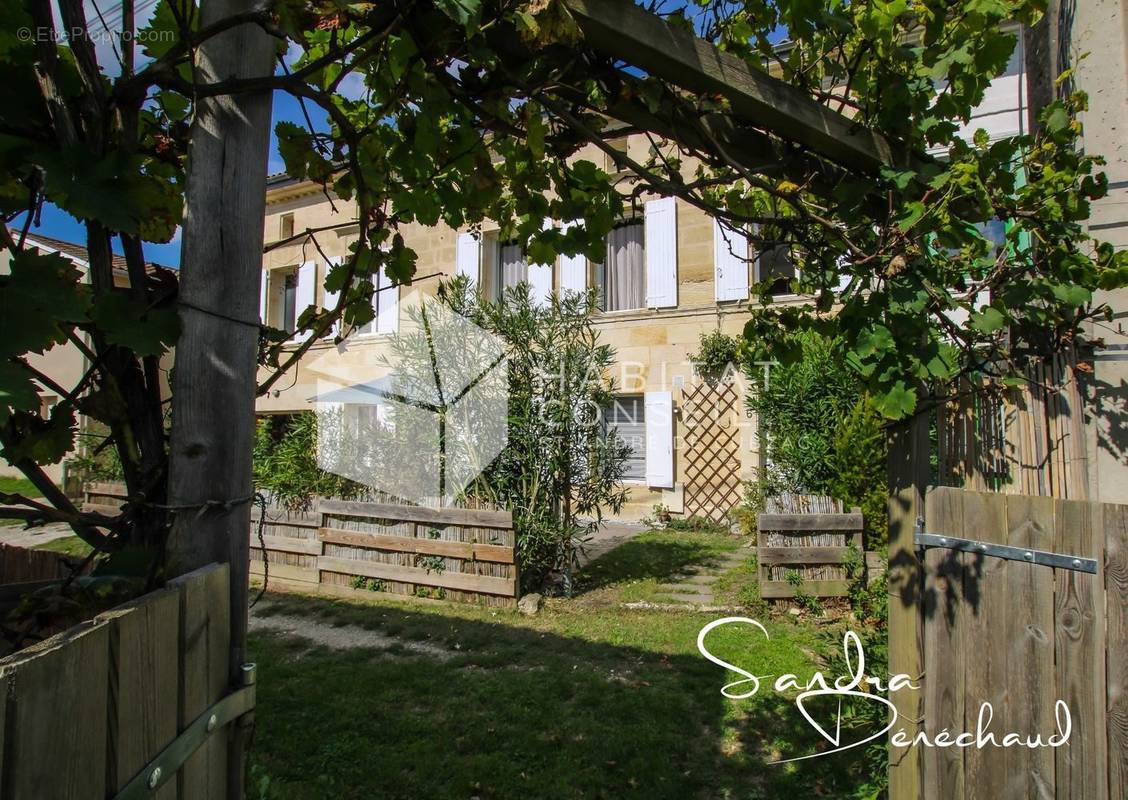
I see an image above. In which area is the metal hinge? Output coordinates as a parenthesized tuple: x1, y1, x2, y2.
(914, 519, 1097, 574)
(113, 663, 257, 800)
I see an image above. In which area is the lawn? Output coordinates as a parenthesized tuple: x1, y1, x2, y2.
(247, 530, 881, 799)
(0, 477, 43, 528)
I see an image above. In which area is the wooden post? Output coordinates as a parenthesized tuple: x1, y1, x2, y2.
(165, 0, 274, 796)
(887, 407, 930, 800)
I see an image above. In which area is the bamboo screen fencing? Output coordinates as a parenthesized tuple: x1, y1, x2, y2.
(937, 350, 1089, 499)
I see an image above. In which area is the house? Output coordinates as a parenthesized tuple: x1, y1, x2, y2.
(257, 15, 1128, 517)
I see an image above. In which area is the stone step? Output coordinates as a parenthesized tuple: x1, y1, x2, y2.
(653, 592, 715, 605)
(655, 583, 709, 594)
(672, 574, 717, 586)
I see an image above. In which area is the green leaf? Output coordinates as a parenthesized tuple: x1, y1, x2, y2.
(89, 294, 180, 357)
(968, 306, 1006, 334)
(874, 381, 917, 419)
(0, 362, 40, 425)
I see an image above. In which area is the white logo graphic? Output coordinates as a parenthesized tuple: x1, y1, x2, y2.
(308, 292, 509, 506)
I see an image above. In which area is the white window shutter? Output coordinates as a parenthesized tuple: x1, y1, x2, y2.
(645, 391, 674, 488)
(259, 269, 269, 324)
(713, 218, 750, 302)
(376, 265, 399, 334)
(295, 261, 317, 341)
(527, 217, 554, 307)
(456, 231, 481, 284)
(559, 219, 587, 295)
(645, 197, 677, 308)
(323, 257, 342, 336)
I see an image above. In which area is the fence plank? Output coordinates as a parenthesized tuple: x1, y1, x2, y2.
(105, 588, 180, 798)
(249, 534, 322, 556)
(759, 579, 849, 599)
(318, 555, 517, 596)
(922, 487, 965, 800)
(1053, 499, 1107, 800)
(319, 499, 513, 529)
(757, 512, 863, 531)
(319, 527, 516, 563)
(756, 546, 851, 565)
(249, 561, 318, 583)
(2, 619, 110, 799)
(1004, 493, 1056, 799)
(1107, 503, 1128, 800)
(960, 490, 1010, 800)
(170, 564, 230, 800)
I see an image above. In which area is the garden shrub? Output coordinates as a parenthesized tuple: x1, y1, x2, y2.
(252, 412, 369, 510)
(689, 330, 740, 383)
(436, 278, 630, 593)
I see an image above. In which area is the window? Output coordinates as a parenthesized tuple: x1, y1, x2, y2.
(263, 267, 299, 334)
(593, 220, 645, 311)
(757, 241, 796, 296)
(279, 213, 294, 241)
(496, 239, 528, 298)
(603, 395, 646, 481)
(281, 272, 298, 334)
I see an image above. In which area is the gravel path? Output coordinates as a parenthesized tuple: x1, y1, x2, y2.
(249, 607, 454, 659)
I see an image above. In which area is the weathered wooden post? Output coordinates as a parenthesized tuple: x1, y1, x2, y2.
(165, 0, 274, 795)
(887, 408, 930, 799)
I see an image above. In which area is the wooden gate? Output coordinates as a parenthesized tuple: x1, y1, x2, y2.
(893, 486, 1127, 799)
(682, 381, 743, 523)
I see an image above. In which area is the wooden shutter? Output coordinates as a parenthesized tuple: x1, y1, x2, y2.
(376, 265, 399, 334)
(713, 218, 750, 302)
(323, 257, 342, 336)
(527, 217, 554, 306)
(456, 231, 481, 284)
(645, 197, 677, 308)
(559, 219, 587, 294)
(259, 269, 269, 324)
(645, 390, 674, 488)
(295, 261, 317, 341)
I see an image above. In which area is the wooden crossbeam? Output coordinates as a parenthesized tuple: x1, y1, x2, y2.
(564, 0, 916, 174)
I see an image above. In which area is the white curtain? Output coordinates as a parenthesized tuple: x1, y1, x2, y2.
(498, 241, 526, 295)
(602, 222, 645, 311)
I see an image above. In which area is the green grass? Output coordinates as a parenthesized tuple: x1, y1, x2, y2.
(0, 476, 44, 527)
(247, 531, 880, 799)
(0, 476, 43, 497)
(33, 535, 94, 558)
(575, 529, 747, 605)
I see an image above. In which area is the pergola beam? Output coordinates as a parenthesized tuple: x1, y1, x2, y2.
(564, 0, 918, 175)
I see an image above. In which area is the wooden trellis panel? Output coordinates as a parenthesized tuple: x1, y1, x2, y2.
(682, 381, 743, 523)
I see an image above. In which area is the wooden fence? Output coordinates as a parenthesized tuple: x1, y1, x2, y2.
(250, 498, 519, 607)
(892, 486, 1127, 800)
(78, 483, 520, 606)
(82, 481, 129, 516)
(0, 562, 245, 799)
(757, 494, 864, 598)
(937, 350, 1089, 499)
(0, 543, 86, 584)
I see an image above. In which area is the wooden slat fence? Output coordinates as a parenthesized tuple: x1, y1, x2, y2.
(0, 563, 234, 799)
(251, 498, 519, 607)
(894, 486, 1127, 800)
(937, 350, 1089, 499)
(757, 494, 863, 598)
(0, 543, 87, 584)
(83, 481, 129, 516)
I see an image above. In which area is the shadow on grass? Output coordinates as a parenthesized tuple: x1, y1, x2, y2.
(248, 594, 879, 800)
(573, 532, 735, 594)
